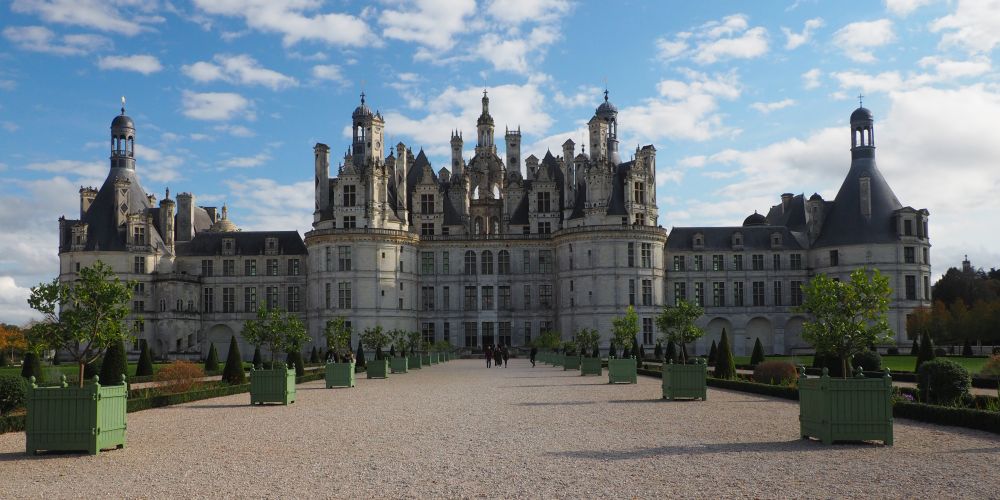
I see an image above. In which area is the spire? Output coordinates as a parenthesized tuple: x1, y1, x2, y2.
(360, 91, 365, 105)
(121, 95, 126, 115)
(858, 93, 864, 107)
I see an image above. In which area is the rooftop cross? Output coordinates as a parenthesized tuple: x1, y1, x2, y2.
(858, 93, 864, 107)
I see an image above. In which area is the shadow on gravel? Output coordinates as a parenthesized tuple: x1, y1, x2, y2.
(513, 401, 595, 407)
(0, 449, 96, 462)
(161, 403, 248, 410)
(509, 383, 608, 388)
(545, 440, 855, 459)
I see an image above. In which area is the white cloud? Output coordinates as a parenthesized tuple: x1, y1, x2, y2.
(0, 276, 36, 325)
(220, 152, 271, 169)
(182, 54, 297, 90)
(97, 54, 163, 75)
(930, 0, 1000, 54)
(750, 99, 796, 113)
(213, 124, 255, 138)
(917, 55, 991, 79)
(2, 122, 19, 132)
(180, 90, 254, 121)
(11, 0, 160, 36)
(832, 19, 896, 63)
(802, 68, 823, 89)
(485, 0, 571, 24)
(618, 70, 742, 144)
(26, 159, 105, 179)
(471, 26, 560, 74)
(782, 17, 823, 50)
(885, 0, 934, 17)
(223, 177, 312, 233)
(134, 145, 184, 183)
(312, 64, 347, 85)
(554, 86, 603, 108)
(656, 14, 769, 64)
(2, 25, 112, 56)
(0, 80, 18, 91)
(831, 56, 990, 96)
(192, 0, 377, 47)
(380, 0, 476, 52)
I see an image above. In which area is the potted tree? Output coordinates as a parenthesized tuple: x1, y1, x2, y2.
(434, 340, 452, 362)
(388, 329, 409, 374)
(608, 306, 639, 384)
(424, 340, 438, 365)
(576, 328, 602, 376)
(536, 330, 560, 366)
(797, 268, 894, 445)
(323, 317, 355, 388)
(242, 306, 306, 405)
(25, 261, 131, 455)
(406, 331, 423, 369)
(656, 300, 708, 400)
(361, 326, 390, 379)
(562, 340, 580, 370)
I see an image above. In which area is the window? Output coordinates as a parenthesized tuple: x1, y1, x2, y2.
(904, 219, 913, 236)
(422, 322, 435, 344)
(325, 283, 331, 309)
(790, 281, 803, 306)
(536, 191, 551, 212)
(133, 282, 145, 295)
(538, 221, 551, 234)
(539, 284, 553, 309)
(773, 281, 782, 306)
(223, 259, 235, 276)
(790, 254, 802, 270)
(420, 194, 434, 214)
(712, 254, 724, 271)
(734, 281, 745, 307)
(773, 254, 781, 270)
(641, 279, 652, 306)
(421, 286, 435, 311)
(634, 182, 646, 204)
(442, 251, 450, 274)
(245, 287, 257, 312)
(159, 299, 165, 312)
(752, 281, 765, 306)
(245, 259, 257, 276)
(481, 251, 494, 274)
(286, 287, 300, 312)
(641, 243, 652, 268)
(673, 282, 687, 304)
(629, 279, 636, 306)
(672, 255, 685, 271)
(523, 321, 532, 345)
(498, 250, 510, 274)
(499, 286, 511, 310)
(343, 185, 356, 207)
(464, 250, 477, 275)
(203, 287, 214, 313)
(642, 318, 653, 345)
(829, 250, 839, 266)
(343, 216, 356, 229)
(421, 252, 434, 274)
(712, 282, 725, 307)
(202, 259, 213, 277)
(338, 282, 352, 309)
(522, 250, 531, 273)
(222, 238, 234, 255)
(733, 255, 744, 271)
(634, 213, 645, 225)
(266, 286, 279, 309)
(266, 259, 279, 276)
(464, 322, 477, 347)
(904, 247, 915, 264)
(922, 248, 928, 265)
(523, 285, 531, 309)
(693, 255, 704, 271)
(464, 286, 477, 310)
(338, 246, 352, 271)
(132, 300, 144, 313)
(441, 286, 450, 310)
(499, 322, 512, 347)
(538, 250, 553, 273)
(442, 226, 450, 236)
(482, 322, 495, 346)
(752, 254, 764, 271)
(223, 287, 235, 313)
(923, 275, 929, 300)
(133, 225, 146, 245)
(627, 243, 635, 267)
(288, 259, 300, 276)
(420, 223, 434, 236)
(905, 275, 916, 300)
(443, 322, 450, 343)
(481, 286, 494, 310)
(694, 282, 704, 307)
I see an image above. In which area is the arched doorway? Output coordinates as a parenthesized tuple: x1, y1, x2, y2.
(204, 324, 235, 357)
(784, 317, 808, 355)
(745, 317, 774, 356)
(700, 317, 732, 356)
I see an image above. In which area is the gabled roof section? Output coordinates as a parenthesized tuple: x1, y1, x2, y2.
(176, 231, 307, 256)
(666, 226, 804, 251)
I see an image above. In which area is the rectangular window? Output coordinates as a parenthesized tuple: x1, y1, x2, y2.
(539, 284, 553, 309)
(672, 255, 685, 271)
(523, 285, 531, 309)
(522, 250, 531, 273)
(642, 279, 653, 306)
(245, 259, 257, 276)
(442, 251, 450, 274)
(325, 283, 331, 309)
(752, 281, 765, 306)
(422, 322, 435, 344)
(905, 275, 916, 300)
(482, 322, 495, 347)
(266, 286, 279, 309)
(132, 225, 146, 245)
(132, 300, 144, 313)
(343, 185, 356, 207)
(499, 285, 511, 310)
(464, 251, 476, 275)
(923, 275, 929, 300)
(499, 322, 512, 347)
(829, 250, 839, 266)
(288, 259, 300, 276)
(904, 219, 913, 236)
(641, 243, 652, 268)
(629, 279, 636, 306)
(523, 321, 532, 345)
(443, 322, 450, 343)
(338, 246, 352, 271)
(464, 286, 477, 310)
(922, 248, 928, 265)
(673, 282, 687, 304)
(642, 317, 653, 345)
(693, 255, 704, 271)
(481, 252, 494, 275)
(325, 247, 333, 272)
(203, 287, 214, 313)
(790, 281, 803, 306)
(733, 254, 744, 271)
(421, 252, 434, 274)
(442, 286, 450, 310)
(752, 254, 764, 271)
(790, 253, 802, 270)
(420, 223, 434, 236)
(694, 282, 704, 307)
(265, 259, 278, 276)
(712, 254, 723, 271)
(464, 322, 477, 347)
(245, 287, 257, 312)
(627, 243, 635, 267)
(634, 182, 646, 205)
(481, 286, 494, 310)
(773, 281, 782, 307)
(420, 194, 434, 214)
(538, 250, 553, 273)
(342, 216, 356, 229)
(421, 286, 435, 311)
(223, 287, 235, 313)
(734, 281, 745, 307)
(712, 281, 725, 307)
(498, 251, 510, 274)
(538, 221, 552, 234)
(338, 282, 352, 309)
(287, 286, 300, 312)
(223, 259, 235, 276)
(132, 257, 145, 274)
(536, 191, 551, 212)
(904, 246, 915, 264)
(773, 254, 781, 270)
(201, 259, 213, 277)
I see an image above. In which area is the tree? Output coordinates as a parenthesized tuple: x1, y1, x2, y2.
(309, 346, 320, 364)
(204, 343, 220, 372)
(27, 261, 135, 388)
(713, 329, 737, 379)
(241, 305, 308, 370)
(135, 339, 154, 377)
(653, 341, 663, 360)
(664, 341, 677, 363)
(708, 340, 718, 364)
(909, 338, 919, 356)
(221, 335, 246, 385)
(323, 317, 353, 362)
(360, 326, 389, 360)
(749, 338, 765, 367)
(252, 346, 262, 368)
(355, 339, 367, 368)
(0, 325, 27, 364)
(20, 351, 42, 380)
(655, 300, 705, 364)
(915, 330, 936, 372)
(407, 331, 421, 355)
(611, 306, 639, 359)
(99, 340, 127, 385)
(533, 330, 561, 351)
(574, 328, 600, 358)
(797, 268, 893, 378)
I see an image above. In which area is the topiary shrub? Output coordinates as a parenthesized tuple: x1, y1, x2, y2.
(749, 338, 765, 366)
(285, 351, 305, 377)
(154, 361, 205, 394)
(664, 341, 676, 363)
(708, 340, 717, 364)
(222, 335, 246, 385)
(852, 349, 882, 371)
(136, 339, 155, 377)
(962, 339, 974, 357)
(99, 340, 128, 385)
(712, 329, 736, 380)
(252, 346, 262, 369)
(637, 343, 646, 361)
(0, 375, 27, 416)
(917, 359, 971, 406)
(355, 340, 366, 368)
(204, 343, 219, 372)
(934, 347, 948, 357)
(752, 361, 799, 386)
(309, 346, 320, 364)
(910, 338, 919, 356)
(653, 342, 662, 360)
(916, 331, 935, 372)
(887, 346, 899, 355)
(20, 352, 42, 380)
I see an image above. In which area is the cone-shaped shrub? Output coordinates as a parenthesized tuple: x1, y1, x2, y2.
(708, 340, 718, 364)
(916, 330, 935, 372)
(637, 343, 646, 361)
(309, 346, 320, 364)
(204, 343, 220, 372)
(285, 351, 305, 376)
(909, 338, 919, 356)
(654, 342, 663, 360)
(52, 350, 61, 365)
(83, 356, 100, 380)
(356, 340, 367, 368)
(712, 329, 737, 380)
(252, 346, 262, 368)
(136, 339, 155, 377)
(222, 335, 246, 385)
(632, 338, 640, 359)
(962, 339, 973, 357)
(592, 345, 600, 358)
(99, 340, 128, 385)
(607, 342, 616, 359)
(20, 352, 42, 380)
(749, 338, 765, 366)
(665, 340, 677, 363)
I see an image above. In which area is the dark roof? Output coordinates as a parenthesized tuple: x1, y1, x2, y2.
(111, 114, 134, 130)
(763, 194, 807, 233)
(850, 107, 872, 123)
(813, 155, 902, 247)
(569, 182, 586, 219)
(606, 161, 633, 216)
(75, 168, 155, 251)
(743, 212, 767, 226)
(666, 226, 804, 251)
(442, 192, 463, 225)
(176, 231, 307, 256)
(509, 192, 529, 225)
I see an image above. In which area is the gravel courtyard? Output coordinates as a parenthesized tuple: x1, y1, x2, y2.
(0, 359, 997, 498)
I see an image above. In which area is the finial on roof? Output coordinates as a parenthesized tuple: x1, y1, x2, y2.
(360, 91, 365, 105)
(121, 95, 126, 115)
(858, 93, 864, 107)
(483, 88, 488, 98)
(165, 187, 170, 199)
(604, 88, 609, 102)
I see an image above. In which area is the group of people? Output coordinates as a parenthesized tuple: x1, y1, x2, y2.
(484, 344, 509, 368)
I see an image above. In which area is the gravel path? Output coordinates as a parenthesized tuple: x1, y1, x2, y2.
(0, 359, 997, 498)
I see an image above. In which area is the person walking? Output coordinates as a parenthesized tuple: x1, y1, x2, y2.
(494, 345, 503, 368)
(530, 346, 537, 367)
(485, 344, 493, 368)
(502, 345, 509, 368)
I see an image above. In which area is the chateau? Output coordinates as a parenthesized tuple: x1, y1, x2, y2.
(56, 93, 930, 359)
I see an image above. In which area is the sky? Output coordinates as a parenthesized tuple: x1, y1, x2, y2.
(1, 0, 999, 324)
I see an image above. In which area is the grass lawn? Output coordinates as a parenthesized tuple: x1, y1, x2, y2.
(733, 355, 989, 374)
(0, 362, 170, 381)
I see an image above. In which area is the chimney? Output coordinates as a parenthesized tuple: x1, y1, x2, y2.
(159, 195, 175, 252)
(79, 186, 98, 218)
(176, 192, 194, 242)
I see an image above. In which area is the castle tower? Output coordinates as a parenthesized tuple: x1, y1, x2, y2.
(850, 104, 875, 160)
(476, 90, 495, 155)
(314, 143, 330, 222)
(110, 96, 136, 171)
(451, 130, 464, 177)
(351, 92, 384, 169)
(159, 189, 175, 252)
(176, 192, 195, 242)
(79, 186, 97, 218)
(505, 126, 521, 173)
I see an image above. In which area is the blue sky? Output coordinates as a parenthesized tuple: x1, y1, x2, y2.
(2, 0, 1000, 323)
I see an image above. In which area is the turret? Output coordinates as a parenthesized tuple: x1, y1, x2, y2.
(451, 130, 464, 177)
(476, 90, 495, 154)
(79, 186, 97, 218)
(314, 143, 330, 222)
(351, 92, 384, 168)
(159, 190, 175, 252)
(176, 192, 194, 242)
(505, 127, 521, 173)
(110, 96, 136, 171)
(850, 104, 875, 160)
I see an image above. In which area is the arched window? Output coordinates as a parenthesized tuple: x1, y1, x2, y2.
(498, 250, 510, 274)
(481, 250, 493, 274)
(464, 250, 476, 275)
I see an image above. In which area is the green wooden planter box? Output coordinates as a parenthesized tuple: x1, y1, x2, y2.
(799, 368, 893, 445)
(421, 354, 432, 366)
(608, 358, 638, 384)
(367, 359, 389, 379)
(391, 357, 409, 374)
(408, 355, 422, 369)
(580, 357, 603, 376)
(662, 360, 707, 400)
(428, 353, 438, 364)
(325, 362, 356, 388)
(250, 367, 296, 405)
(564, 356, 581, 370)
(26, 375, 127, 455)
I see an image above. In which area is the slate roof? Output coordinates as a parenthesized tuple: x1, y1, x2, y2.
(175, 231, 307, 256)
(812, 155, 902, 247)
(666, 226, 804, 251)
(72, 168, 160, 252)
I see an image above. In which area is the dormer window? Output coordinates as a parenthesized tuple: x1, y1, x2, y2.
(693, 232, 704, 250)
(731, 231, 743, 249)
(771, 232, 782, 249)
(265, 237, 279, 255)
(222, 238, 235, 256)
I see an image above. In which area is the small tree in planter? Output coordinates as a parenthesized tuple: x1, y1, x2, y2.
(241, 305, 304, 405)
(561, 340, 580, 370)
(656, 300, 707, 400)
(323, 317, 355, 388)
(406, 331, 424, 369)
(576, 328, 602, 376)
(797, 268, 894, 445)
(386, 329, 409, 374)
(361, 326, 390, 379)
(608, 306, 639, 384)
(25, 261, 133, 454)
